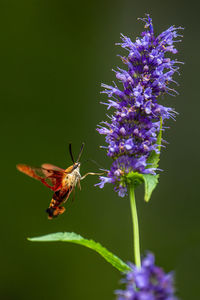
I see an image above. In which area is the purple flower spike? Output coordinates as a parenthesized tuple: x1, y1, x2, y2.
(116, 253, 179, 300)
(97, 15, 183, 196)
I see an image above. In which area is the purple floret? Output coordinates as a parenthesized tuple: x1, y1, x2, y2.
(97, 15, 183, 196)
(116, 253, 179, 300)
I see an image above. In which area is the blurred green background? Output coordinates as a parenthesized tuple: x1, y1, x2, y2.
(0, 0, 199, 299)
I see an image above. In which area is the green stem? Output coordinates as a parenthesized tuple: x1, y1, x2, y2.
(129, 185, 141, 268)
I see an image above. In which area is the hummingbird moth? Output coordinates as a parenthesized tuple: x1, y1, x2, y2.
(17, 143, 101, 219)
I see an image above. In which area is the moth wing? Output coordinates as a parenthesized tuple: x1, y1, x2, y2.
(41, 164, 65, 187)
(41, 163, 65, 172)
(17, 164, 64, 191)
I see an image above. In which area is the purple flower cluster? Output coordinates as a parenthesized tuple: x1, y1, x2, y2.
(97, 15, 183, 197)
(116, 253, 178, 300)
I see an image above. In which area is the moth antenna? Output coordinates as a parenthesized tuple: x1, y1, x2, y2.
(76, 142, 85, 163)
(69, 143, 75, 164)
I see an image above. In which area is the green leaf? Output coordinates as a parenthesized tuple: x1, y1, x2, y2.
(28, 232, 131, 273)
(147, 118, 163, 169)
(142, 118, 162, 202)
(143, 174, 159, 202)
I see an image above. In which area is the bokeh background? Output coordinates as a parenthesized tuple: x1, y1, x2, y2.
(0, 0, 199, 299)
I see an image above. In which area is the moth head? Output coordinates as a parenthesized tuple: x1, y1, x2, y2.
(73, 162, 80, 170)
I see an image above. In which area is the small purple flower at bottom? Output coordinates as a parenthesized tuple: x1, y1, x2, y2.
(115, 253, 179, 300)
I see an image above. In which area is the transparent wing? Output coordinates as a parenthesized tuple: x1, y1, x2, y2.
(41, 163, 65, 172)
(17, 164, 64, 191)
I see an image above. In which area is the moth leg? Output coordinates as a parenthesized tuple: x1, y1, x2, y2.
(77, 179, 81, 190)
(81, 172, 103, 180)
